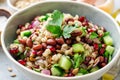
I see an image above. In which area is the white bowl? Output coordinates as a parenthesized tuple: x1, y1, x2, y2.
(2, 1, 120, 80)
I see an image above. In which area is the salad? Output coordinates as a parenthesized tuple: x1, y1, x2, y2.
(9, 10, 114, 77)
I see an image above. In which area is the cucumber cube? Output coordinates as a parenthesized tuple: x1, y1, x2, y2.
(59, 55, 72, 70)
(105, 45, 114, 55)
(103, 35, 113, 45)
(72, 43, 85, 53)
(51, 64, 63, 76)
(90, 66, 99, 72)
(20, 30, 31, 37)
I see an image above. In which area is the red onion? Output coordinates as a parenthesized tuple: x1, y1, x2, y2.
(41, 69, 51, 75)
(31, 20, 40, 28)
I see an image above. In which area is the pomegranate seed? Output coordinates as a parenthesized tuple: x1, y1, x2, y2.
(32, 50, 37, 55)
(9, 48, 19, 54)
(88, 28, 94, 33)
(49, 47, 56, 52)
(82, 21, 88, 26)
(99, 48, 105, 55)
(78, 16, 85, 22)
(47, 46, 56, 52)
(18, 60, 26, 65)
(93, 43, 99, 50)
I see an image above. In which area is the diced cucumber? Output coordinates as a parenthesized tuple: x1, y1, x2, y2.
(14, 39, 19, 44)
(79, 68, 88, 74)
(20, 30, 32, 37)
(51, 64, 63, 76)
(103, 35, 113, 45)
(59, 55, 72, 70)
(90, 66, 99, 73)
(103, 51, 109, 58)
(108, 55, 112, 63)
(76, 73, 83, 76)
(74, 53, 79, 62)
(105, 45, 114, 55)
(72, 43, 85, 53)
(33, 68, 40, 72)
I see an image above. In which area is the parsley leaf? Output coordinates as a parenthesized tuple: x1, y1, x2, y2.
(89, 32, 98, 39)
(63, 25, 76, 39)
(46, 10, 63, 37)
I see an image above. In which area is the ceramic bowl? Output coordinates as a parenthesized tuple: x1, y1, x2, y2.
(2, 1, 120, 80)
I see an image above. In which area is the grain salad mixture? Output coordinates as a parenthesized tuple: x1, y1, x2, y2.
(9, 10, 115, 77)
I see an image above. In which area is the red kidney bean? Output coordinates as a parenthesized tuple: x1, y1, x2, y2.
(56, 44, 61, 50)
(93, 43, 99, 51)
(55, 38, 64, 45)
(26, 38, 33, 48)
(41, 43, 47, 49)
(99, 48, 105, 55)
(33, 44, 42, 50)
(71, 31, 82, 37)
(65, 39, 72, 44)
(100, 62, 106, 67)
(99, 56, 104, 63)
(86, 38, 93, 45)
(46, 39, 56, 46)
(37, 50, 43, 56)
(19, 39, 26, 45)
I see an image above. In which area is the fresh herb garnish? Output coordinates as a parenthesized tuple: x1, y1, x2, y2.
(46, 10, 63, 37)
(62, 25, 76, 39)
(90, 32, 98, 39)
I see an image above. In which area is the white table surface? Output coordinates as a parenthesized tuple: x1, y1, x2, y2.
(0, 0, 120, 80)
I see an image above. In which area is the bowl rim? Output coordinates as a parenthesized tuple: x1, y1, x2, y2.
(2, 1, 120, 79)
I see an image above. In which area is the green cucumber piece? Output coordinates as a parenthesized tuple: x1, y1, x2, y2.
(103, 35, 113, 45)
(72, 43, 85, 53)
(33, 68, 40, 72)
(105, 45, 114, 55)
(79, 68, 88, 74)
(103, 51, 109, 58)
(90, 66, 99, 72)
(108, 55, 112, 63)
(59, 55, 72, 70)
(20, 30, 32, 37)
(14, 39, 19, 44)
(76, 73, 83, 76)
(51, 64, 63, 76)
